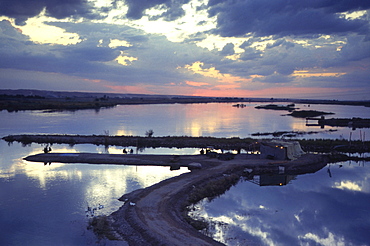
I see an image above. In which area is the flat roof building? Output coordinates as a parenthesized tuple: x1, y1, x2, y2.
(260, 140, 305, 160)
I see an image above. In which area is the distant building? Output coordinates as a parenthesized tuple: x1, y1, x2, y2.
(260, 140, 305, 160)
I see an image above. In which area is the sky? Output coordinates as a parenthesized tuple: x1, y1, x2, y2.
(0, 0, 369, 100)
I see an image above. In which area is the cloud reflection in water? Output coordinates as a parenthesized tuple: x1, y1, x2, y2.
(190, 162, 370, 246)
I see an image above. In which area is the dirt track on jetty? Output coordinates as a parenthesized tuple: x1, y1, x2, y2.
(92, 154, 327, 246)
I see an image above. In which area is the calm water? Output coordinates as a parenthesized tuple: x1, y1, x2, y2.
(190, 161, 370, 246)
(0, 102, 369, 245)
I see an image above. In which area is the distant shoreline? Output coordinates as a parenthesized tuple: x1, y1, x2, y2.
(1, 89, 369, 111)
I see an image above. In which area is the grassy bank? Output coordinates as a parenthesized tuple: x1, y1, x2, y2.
(3, 134, 370, 154)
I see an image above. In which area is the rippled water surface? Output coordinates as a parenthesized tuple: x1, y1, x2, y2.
(0, 103, 369, 245)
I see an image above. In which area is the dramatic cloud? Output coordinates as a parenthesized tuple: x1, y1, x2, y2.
(0, 20, 222, 89)
(122, 0, 191, 20)
(208, 0, 370, 37)
(0, 0, 369, 99)
(0, 0, 99, 25)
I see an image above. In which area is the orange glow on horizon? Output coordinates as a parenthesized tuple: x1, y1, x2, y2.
(185, 81, 209, 87)
(293, 70, 346, 77)
(106, 84, 357, 99)
(83, 78, 104, 83)
(189, 86, 355, 99)
(106, 85, 154, 94)
(184, 61, 252, 84)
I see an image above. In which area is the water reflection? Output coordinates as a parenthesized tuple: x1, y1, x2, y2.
(1, 103, 370, 245)
(249, 174, 297, 186)
(0, 142, 189, 245)
(190, 161, 370, 246)
(1, 103, 369, 139)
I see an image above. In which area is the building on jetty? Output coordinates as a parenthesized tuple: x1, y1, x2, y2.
(260, 140, 305, 160)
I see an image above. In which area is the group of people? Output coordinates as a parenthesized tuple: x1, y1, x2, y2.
(43, 145, 52, 166)
(43, 145, 52, 153)
(123, 148, 134, 154)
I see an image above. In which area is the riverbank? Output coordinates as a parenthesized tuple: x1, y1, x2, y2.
(3, 134, 370, 154)
(90, 153, 328, 245)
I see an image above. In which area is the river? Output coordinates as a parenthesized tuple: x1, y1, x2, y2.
(0, 102, 369, 245)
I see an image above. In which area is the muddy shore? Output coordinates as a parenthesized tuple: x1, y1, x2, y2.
(90, 154, 328, 245)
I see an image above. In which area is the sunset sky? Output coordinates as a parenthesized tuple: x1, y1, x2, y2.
(0, 0, 369, 100)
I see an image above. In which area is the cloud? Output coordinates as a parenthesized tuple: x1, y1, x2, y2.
(0, 0, 369, 99)
(207, 0, 370, 37)
(0, 20, 222, 90)
(122, 0, 191, 20)
(239, 47, 262, 61)
(0, 19, 29, 44)
(64, 46, 121, 62)
(0, 68, 111, 92)
(252, 72, 293, 83)
(340, 35, 370, 62)
(220, 43, 235, 56)
(0, 0, 99, 25)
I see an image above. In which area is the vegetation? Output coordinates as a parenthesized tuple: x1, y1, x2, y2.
(3, 134, 370, 153)
(183, 168, 245, 231)
(88, 216, 120, 240)
(145, 129, 154, 138)
(2, 134, 255, 150)
(0, 96, 117, 112)
(0, 94, 45, 99)
(299, 139, 369, 153)
(255, 103, 297, 111)
(288, 110, 334, 118)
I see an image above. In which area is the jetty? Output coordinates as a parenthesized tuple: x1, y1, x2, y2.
(24, 153, 212, 170)
(306, 117, 370, 129)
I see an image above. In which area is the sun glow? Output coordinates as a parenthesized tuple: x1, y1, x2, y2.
(9, 11, 81, 45)
(115, 52, 138, 66)
(186, 81, 209, 87)
(118, 0, 216, 43)
(293, 70, 346, 78)
(184, 61, 252, 84)
(109, 39, 132, 48)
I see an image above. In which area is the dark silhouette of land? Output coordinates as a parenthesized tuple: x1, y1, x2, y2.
(3, 134, 370, 156)
(1, 89, 369, 111)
